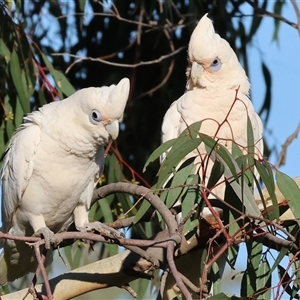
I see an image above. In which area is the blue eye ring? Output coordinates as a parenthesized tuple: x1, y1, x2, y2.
(89, 109, 102, 125)
(210, 57, 222, 72)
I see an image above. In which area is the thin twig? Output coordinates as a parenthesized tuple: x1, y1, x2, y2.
(246, 0, 298, 30)
(275, 122, 300, 168)
(159, 269, 169, 298)
(122, 284, 137, 298)
(291, 0, 300, 34)
(51, 46, 186, 74)
(33, 245, 52, 300)
(167, 243, 192, 300)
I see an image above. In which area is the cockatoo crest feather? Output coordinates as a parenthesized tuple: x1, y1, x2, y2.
(187, 14, 250, 93)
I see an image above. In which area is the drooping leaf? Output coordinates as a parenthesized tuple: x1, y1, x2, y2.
(9, 50, 31, 114)
(255, 159, 279, 220)
(181, 174, 200, 233)
(256, 259, 271, 299)
(276, 171, 300, 220)
(270, 247, 289, 274)
(143, 138, 178, 172)
(277, 264, 294, 297)
(245, 115, 255, 189)
(0, 38, 10, 63)
(273, 0, 286, 41)
(133, 200, 151, 225)
(41, 53, 75, 97)
(201, 134, 239, 181)
(50, 69, 76, 97)
(258, 62, 272, 124)
(241, 239, 263, 297)
(156, 122, 202, 188)
(247, 0, 268, 43)
(226, 175, 260, 216)
(207, 160, 225, 191)
(165, 157, 196, 209)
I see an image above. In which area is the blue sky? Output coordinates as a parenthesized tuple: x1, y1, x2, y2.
(246, 2, 300, 179)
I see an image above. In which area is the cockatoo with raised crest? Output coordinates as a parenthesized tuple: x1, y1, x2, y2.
(162, 14, 263, 200)
(0, 78, 130, 285)
(161, 14, 263, 300)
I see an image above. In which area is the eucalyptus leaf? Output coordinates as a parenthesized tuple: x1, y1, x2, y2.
(276, 171, 300, 219)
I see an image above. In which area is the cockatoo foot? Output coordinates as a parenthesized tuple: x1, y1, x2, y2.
(81, 222, 124, 239)
(33, 227, 62, 249)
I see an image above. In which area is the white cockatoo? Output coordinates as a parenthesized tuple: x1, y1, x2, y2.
(162, 14, 263, 200)
(0, 78, 130, 285)
(161, 14, 263, 300)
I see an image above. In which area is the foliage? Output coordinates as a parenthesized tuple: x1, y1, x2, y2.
(2, 0, 300, 300)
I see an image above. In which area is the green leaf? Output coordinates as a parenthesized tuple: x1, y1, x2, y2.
(255, 159, 279, 220)
(226, 175, 260, 216)
(9, 50, 30, 114)
(247, 0, 267, 43)
(207, 160, 224, 191)
(245, 115, 255, 189)
(14, 94, 24, 127)
(98, 199, 114, 223)
(0, 39, 11, 63)
(211, 261, 222, 295)
(256, 259, 271, 299)
(276, 171, 300, 219)
(5, 118, 15, 139)
(156, 121, 202, 188)
(38, 88, 48, 106)
(143, 138, 177, 172)
(231, 142, 243, 159)
(182, 174, 199, 233)
(270, 247, 288, 274)
(258, 62, 271, 123)
(202, 134, 239, 182)
(241, 240, 262, 296)
(241, 266, 256, 296)
(247, 239, 263, 271)
(41, 53, 75, 97)
(133, 201, 151, 225)
(51, 69, 76, 96)
(273, 0, 285, 42)
(277, 264, 294, 296)
(165, 158, 196, 209)
(157, 137, 201, 188)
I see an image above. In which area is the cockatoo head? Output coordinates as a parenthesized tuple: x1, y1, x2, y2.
(50, 78, 130, 150)
(187, 14, 250, 93)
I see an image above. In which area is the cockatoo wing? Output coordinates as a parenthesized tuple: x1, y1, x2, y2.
(161, 101, 181, 162)
(1, 121, 41, 232)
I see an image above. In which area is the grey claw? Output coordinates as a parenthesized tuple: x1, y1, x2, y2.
(34, 227, 61, 249)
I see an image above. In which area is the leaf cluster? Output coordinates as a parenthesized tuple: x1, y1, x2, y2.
(0, 1, 296, 299)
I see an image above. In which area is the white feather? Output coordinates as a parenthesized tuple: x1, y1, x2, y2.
(0, 78, 130, 284)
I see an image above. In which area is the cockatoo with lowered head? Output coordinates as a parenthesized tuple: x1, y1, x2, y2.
(162, 14, 263, 200)
(0, 78, 130, 285)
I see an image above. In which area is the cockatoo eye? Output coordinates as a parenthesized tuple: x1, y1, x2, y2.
(209, 57, 222, 72)
(89, 109, 102, 125)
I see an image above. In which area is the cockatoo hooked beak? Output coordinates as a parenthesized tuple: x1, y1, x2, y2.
(191, 61, 204, 86)
(105, 120, 119, 140)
